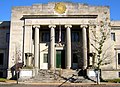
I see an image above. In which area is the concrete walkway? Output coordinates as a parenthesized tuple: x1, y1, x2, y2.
(1, 80, 120, 87)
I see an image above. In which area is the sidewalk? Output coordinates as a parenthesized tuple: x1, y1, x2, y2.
(1, 80, 120, 87)
(3, 80, 120, 85)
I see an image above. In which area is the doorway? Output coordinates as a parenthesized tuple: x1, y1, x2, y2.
(56, 50, 65, 69)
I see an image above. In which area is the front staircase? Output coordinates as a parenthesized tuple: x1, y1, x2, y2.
(19, 69, 93, 83)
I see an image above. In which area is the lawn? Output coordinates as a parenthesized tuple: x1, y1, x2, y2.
(0, 78, 7, 82)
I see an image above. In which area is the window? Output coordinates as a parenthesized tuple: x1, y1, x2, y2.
(118, 72, 120, 78)
(55, 31, 65, 42)
(41, 32, 50, 42)
(0, 72, 3, 78)
(118, 53, 120, 64)
(43, 53, 48, 63)
(61, 32, 65, 42)
(72, 32, 79, 42)
(111, 33, 115, 41)
(55, 32, 59, 42)
(0, 53, 4, 65)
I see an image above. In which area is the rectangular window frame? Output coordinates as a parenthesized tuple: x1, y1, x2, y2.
(111, 32, 115, 41)
(43, 53, 48, 63)
(118, 53, 120, 65)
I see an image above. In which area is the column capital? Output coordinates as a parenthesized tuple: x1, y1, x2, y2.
(33, 25, 40, 28)
(65, 25, 72, 28)
(49, 25, 56, 28)
(80, 24, 88, 29)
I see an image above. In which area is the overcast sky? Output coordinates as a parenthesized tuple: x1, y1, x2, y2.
(0, 0, 120, 21)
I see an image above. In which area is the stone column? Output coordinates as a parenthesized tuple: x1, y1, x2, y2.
(81, 25, 88, 69)
(33, 25, 40, 74)
(49, 25, 56, 69)
(65, 25, 72, 69)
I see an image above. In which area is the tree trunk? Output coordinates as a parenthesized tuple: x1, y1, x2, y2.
(96, 69, 100, 84)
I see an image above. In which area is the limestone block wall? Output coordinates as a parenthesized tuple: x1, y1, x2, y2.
(102, 70, 119, 79)
(8, 2, 113, 76)
(111, 21, 120, 70)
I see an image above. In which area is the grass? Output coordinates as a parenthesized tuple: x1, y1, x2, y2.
(0, 78, 7, 82)
(104, 79, 120, 83)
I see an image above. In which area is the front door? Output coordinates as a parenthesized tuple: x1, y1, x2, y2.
(56, 50, 65, 69)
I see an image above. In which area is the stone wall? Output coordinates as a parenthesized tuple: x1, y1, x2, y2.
(101, 70, 119, 79)
(0, 21, 10, 78)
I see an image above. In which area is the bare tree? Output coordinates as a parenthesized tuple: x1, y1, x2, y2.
(90, 20, 111, 69)
(89, 12, 111, 84)
(11, 43, 22, 83)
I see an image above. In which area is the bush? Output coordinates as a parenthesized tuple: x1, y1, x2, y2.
(105, 79, 120, 83)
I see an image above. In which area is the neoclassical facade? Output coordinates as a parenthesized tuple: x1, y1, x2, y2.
(0, 2, 120, 79)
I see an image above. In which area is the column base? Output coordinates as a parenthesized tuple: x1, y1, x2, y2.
(83, 66, 87, 69)
(35, 68, 39, 76)
(49, 66, 55, 70)
(66, 66, 71, 69)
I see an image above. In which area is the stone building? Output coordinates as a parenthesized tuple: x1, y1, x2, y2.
(0, 21, 10, 78)
(0, 2, 120, 80)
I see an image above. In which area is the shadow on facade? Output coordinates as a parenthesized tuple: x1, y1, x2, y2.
(10, 62, 23, 80)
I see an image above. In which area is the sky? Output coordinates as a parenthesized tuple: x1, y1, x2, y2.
(0, 0, 120, 21)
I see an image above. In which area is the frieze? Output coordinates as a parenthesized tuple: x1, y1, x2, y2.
(12, 2, 110, 17)
(12, 22, 24, 26)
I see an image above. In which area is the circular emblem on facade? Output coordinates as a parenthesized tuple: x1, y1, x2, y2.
(54, 2, 66, 14)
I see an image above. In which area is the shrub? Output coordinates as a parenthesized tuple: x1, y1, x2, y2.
(105, 79, 120, 83)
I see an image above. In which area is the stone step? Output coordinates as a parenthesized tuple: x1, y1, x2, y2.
(19, 69, 93, 83)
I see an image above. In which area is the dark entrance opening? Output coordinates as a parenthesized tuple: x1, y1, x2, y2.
(56, 50, 65, 69)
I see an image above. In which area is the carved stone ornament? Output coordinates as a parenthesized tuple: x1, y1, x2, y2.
(54, 2, 66, 14)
